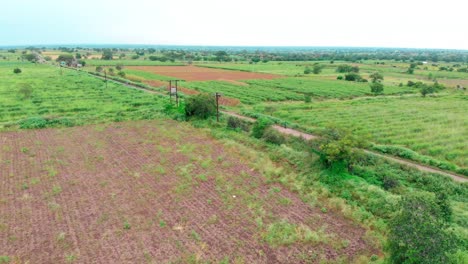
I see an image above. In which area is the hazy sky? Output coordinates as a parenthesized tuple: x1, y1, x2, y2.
(1, 0, 467, 49)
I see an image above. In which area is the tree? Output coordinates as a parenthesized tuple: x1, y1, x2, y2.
(115, 64, 124, 71)
(344, 72, 361, 81)
(304, 66, 312, 74)
(370, 82, 384, 95)
(13, 68, 22, 74)
(312, 64, 323, 74)
(369, 72, 384, 83)
(388, 192, 456, 264)
(369, 72, 384, 94)
(251, 117, 273, 139)
(56, 54, 74, 65)
(184, 93, 216, 119)
(318, 127, 366, 171)
(95, 66, 103, 73)
(336, 64, 359, 73)
(101, 49, 113, 60)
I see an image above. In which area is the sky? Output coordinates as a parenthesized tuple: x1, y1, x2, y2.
(1, 0, 467, 49)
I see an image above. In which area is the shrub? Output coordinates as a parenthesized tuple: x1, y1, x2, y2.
(118, 71, 126, 77)
(18, 83, 33, 99)
(13, 68, 21, 74)
(382, 175, 399, 190)
(115, 64, 124, 70)
(18, 117, 48, 129)
(336, 64, 359, 73)
(304, 66, 312, 74)
(304, 94, 312, 103)
(344, 72, 361, 81)
(388, 192, 456, 264)
(251, 117, 273, 139)
(95, 66, 103, 72)
(262, 127, 285, 145)
(336, 75, 343, 80)
(227, 116, 250, 132)
(312, 64, 323, 74)
(184, 93, 216, 119)
(370, 82, 384, 95)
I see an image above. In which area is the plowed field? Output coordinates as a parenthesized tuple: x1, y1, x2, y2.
(0, 120, 375, 263)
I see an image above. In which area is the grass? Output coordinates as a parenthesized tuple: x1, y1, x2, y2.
(0, 62, 166, 130)
(249, 94, 468, 169)
(84, 59, 183, 66)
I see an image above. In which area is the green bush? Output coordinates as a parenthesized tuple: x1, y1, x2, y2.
(262, 127, 285, 145)
(251, 117, 273, 139)
(344, 72, 362, 81)
(18, 117, 48, 129)
(388, 192, 456, 264)
(13, 68, 21, 74)
(184, 93, 216, 119)
(226, 116, 250, 132)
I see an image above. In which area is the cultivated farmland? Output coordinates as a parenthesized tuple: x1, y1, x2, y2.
(0, 120, 375, 263)
(250, 94, 468, 169)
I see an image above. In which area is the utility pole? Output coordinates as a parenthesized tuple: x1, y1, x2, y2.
(168, 80, 182, 106)
(105, 70, 108, 89)
(215, 92, 222, 122)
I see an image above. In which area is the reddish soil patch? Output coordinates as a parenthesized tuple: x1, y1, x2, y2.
(128, 66, 281, 82)
(0, 120, 375, 263)
(142, 80, 241, 106)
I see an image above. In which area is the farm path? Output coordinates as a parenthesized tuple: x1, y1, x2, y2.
(78, 67, 467, 183)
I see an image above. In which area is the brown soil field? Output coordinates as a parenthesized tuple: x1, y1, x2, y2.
(128, 66, 281, 82)
(0, 120, 376, 263)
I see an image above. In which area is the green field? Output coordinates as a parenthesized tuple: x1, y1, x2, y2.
(249, 94, 468, 168)
(85, 59, 184, 66)
(0, 62, 165, 129)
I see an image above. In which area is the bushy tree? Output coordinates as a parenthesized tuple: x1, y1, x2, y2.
(304, 66, 312, 74)
(370, 72, 384, 83)
(184, 93, 216, 119)
(388, 192, 456, 264)
(318, 127, 366, 170)
(101, 49, 113, 60)
(344, 72, 362, 81)
(56, 54, 74, 65)
(313, 64, 323, 74)
(336, 64, 359, 73)
(370, 82, 384, 95)
(369, 72, 384, 95)
(251, 117, 273, 139)
(13, 68, 22, 74)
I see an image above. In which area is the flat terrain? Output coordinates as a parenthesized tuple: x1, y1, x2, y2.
(0, 63, 164, 129)
(0, 120, 374, 263)
(127, 66, 280, 82)
(252, 94, 468, 168)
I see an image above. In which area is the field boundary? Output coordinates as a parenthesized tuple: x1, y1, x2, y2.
(70, 66, 467, 183)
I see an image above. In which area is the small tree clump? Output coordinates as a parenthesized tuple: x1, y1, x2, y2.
(318, 127, 366, 171)
(184, 93, 216, 119)
(251, 117, 273, 139)
(388, 192, 456, 264)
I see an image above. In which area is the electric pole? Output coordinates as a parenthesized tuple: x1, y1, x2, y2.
(215, 92, 222, 122)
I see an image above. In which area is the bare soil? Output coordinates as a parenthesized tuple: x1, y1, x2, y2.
(0, 120, 375, 263)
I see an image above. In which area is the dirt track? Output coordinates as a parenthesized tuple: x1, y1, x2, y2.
(83, 68, 467, 183)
